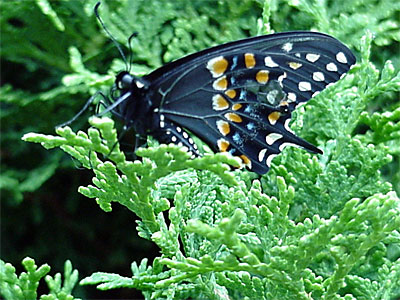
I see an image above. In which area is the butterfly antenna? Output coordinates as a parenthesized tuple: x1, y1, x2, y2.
(127, 32, 138, 73)
(94, 2, 129, 70)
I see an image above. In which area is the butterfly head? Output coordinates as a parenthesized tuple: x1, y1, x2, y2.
(116, 71, 134, 90)
(112, 71, 148, 102)
(110, 71, 154, 133)
(115, 71, 147, 91)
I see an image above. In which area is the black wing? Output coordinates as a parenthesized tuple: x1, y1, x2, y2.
(144, 31, 356, 174)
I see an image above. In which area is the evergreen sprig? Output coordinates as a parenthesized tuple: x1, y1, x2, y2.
(23, 116, 239, 238)
(0, 258, 80, 300)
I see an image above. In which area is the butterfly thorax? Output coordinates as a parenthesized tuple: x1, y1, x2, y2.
(113, 71, 159, 135)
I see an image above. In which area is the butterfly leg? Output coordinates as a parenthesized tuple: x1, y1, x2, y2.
(56, 91, 113, 128)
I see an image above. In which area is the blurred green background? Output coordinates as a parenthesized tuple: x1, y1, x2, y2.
(1, 0, 398, 299)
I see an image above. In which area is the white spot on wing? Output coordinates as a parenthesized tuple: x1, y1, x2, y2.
(306, 53, 320, 63)
(264, 56, 279, 67)
(279, 142, 300, 151)
(282, 42, 293, 52)
(312, 91, 320, 97)
(336, 52, 347, 64)
(298, 81, 312, 91)
(136, 81, 144, 88)
(258, 149, 267, 162)
(284, 118, 294, 133)
(326, 62, 338, 72)
(278, 72, 287, 84)
(266, 154, 278, 167)
(287, 92, 297, 103)
(265, 133, 283, 145)
(313, 72, 325, 82)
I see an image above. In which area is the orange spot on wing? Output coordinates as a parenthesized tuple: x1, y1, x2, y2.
(256, 70, 269, 84)
(207, 56, 228, 77)
(212, 94, 229, 111)
(239, 154, 251, 169)
(213, 76, 228, 90)
(240, 154, 251, 166)
(225, 113, 242, 123)
(217, 120, 230, 136)
(225, 89, 236, 99)
(213, 58, 228, 75)
(268, 111, 281, 125)
(217, 139, 230, 152)
(232, 103, 242, 111)
(245, 53, 256, 69)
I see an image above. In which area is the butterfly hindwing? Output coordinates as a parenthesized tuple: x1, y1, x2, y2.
(141, 32, 355, 174)
(152, 117, 201, 157)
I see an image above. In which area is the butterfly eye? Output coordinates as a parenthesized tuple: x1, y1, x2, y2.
(120, 74, 133, 89)
(116, 71, 134, 90)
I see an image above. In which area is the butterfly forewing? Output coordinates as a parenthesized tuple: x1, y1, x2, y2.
(141, 32, 355, 174)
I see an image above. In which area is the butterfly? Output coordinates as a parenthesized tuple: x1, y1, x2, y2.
(106, 30, 356, 174)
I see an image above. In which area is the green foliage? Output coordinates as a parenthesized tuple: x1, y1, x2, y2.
(269, 0, 400, 67)
(23, 117, 239, 239)
(2, 0, 400, 299)
(0, 258, 80, 300)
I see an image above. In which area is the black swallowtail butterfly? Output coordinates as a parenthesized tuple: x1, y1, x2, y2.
(105, 30, 355, 174)
(73, 4, 355, 175)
